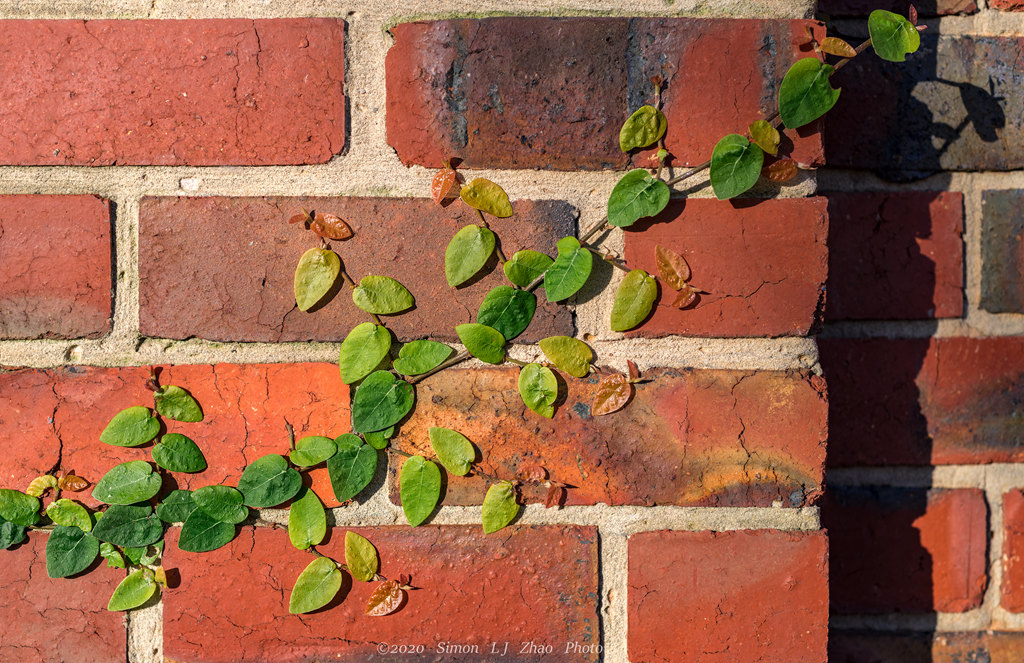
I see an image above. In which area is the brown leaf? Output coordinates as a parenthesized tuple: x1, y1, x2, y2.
(398, 573, 412, 587)
(366, 580, 404, 616)
(592, 374, 634, 416)
(519, 464, 547, 483)
(545, 485, 565, 509)
(59, 474, 90, 492)
(311, 212, 353, 240)
(766, 158, 799, 183)
(803, 25, 817, 46)
(654, 245, 691, 290)
(909, 4, 918, 25)
(671, 284, 698, 309)
(819, 37, 857, 58)
(627, 360, 640, 381)
(431, 168, 457, 204)
(288, 211, 311, 225)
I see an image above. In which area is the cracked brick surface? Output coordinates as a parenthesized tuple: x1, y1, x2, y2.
(138, 196, 575, 343)
(0, 364, 348, 508)
(386, 17, 823, 171)
(627, 529, 828, 663)
(820, 336, 1024, 466)
(0, 195, 112, 339)
(823, 487, 988, 613)
(824, 191, 964, 320)
(386, 366, 827, 507)
(622, 197, 828, 338)
(162, 525, 600, 663)
(0, 532, 127, 663)
(0, 19, 345, 165)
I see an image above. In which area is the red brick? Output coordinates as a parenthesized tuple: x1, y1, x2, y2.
(818, 0, 977, 16)
(163, 525, 600, 662)
(1003, 489, 1024, 611)
(628, 529, 827, 663)
(825, 191, 964, 320)
(0, 532, 126, 663)
(820, 337, 1024, 466)
(0, 364, 349, 508)
(0, 195, 111, 339)
(823, 487, 988, 613)
(0, 19, 344, 166)
(386, 18, 822, 171)
(138, 196, 574, 343)
(830, 631, 1024, 663)
(991, 0, 1024, 9)
(387, 366, 826, 507)
(622, 197, 827, 338)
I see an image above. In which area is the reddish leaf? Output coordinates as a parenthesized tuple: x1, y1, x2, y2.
(592, 374, 634, 416)
(311, 213, 353, 240)
(627, 360, 640, 381)
(654, 245, 691, 290)
(398, 573, 412, 587)
(671, 284, 698, 309)
(431, 168, 457, 204)
(909, 4, 918, 25)
(545, 485, 565, 509)
(289, 209, 311, 224)
(519, 464, 547, 483)
(59, 474, 90, 492)
(820, 37, 857, 58)
(766, 159, 799, 183)
(366, 580, 404, 616)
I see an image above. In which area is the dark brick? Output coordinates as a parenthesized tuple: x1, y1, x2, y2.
(823, 486, 988, 613)
(830, 631, 1024, 663)
(0, 19, 344, 166)
(628, 530, 828, 663)
(138, 196, 575, 343)
(387, 366, 827, 508)
(820, 337, 1024, 466)
(825, 191, 964, 320)
(163, 525, 600, 662)
(827, 34, 1024, 175)
(980, 189, 1024, 314)
(386, 17, 823, 171)
(622, 197, 828, 338)
(818, 0, 977, 16)
(0, 195, 111, 339)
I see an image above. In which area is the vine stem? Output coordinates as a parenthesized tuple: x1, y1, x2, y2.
(408, 351, 471, 384)
(475, 208, 507, 263)
(339, 265, 383, 326)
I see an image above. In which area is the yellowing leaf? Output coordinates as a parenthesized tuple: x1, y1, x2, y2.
(26, 475, 58, 497)
(748, 119, 780, 156)
(619, 105, 668, 152)
(481, 481, 519, 534)
(592, 374, 634, 416)
(539, 336, 592, 378)
(820, 36, 857, 58)
(428, 427, 475, 476)
(460, 178, 513, 218)
(294, 248, 341, 311)
(289, 556, 342, 614)
(345, 531, 379, 582)
(366, 580, 405, 616)
(654, 245, 691, 290)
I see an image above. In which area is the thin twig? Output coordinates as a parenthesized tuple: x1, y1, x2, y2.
(339, 265, 383, 325)
(408, 351, 471, 384)
(475, 208, 507, 263)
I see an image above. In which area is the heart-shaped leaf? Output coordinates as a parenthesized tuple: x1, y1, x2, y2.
(868, 9, 921, 62)
(290, 435, 338, 467)
(91, 504, 163, 548)
(619, 105, 668, 152)
(481, 481, 519, 534)
(428, 427, 475, 476)
(0, 519, 27, 550)
(399, 455, 441, 527)
(46, 525, 100, 578)
(46, 498, 92, 532)
(445, 224, 496, 287)
(352, 275, 414, 315)
(100, 406, 160, 447)
(477, 286, 536, 341)
(544, 237, 593, 302)
(237, 454, 302, 508)
(92, 461, 162, 506)
(345, 531, 379, 582)
(154, 385, 203, 422)
(504, 249, 553, 288)
(539, 336, 593, 378)
(107, 569, 158, 611)
(152, 433, 207, 473)
(518, 363, 558, 419)
(748, 119, 780, 156)
(0, 489, 40, 526)
(393, 340, 453, 376)
(460, 178, 513, 217)
(155, 490, 197, 524)
(608, 169, 670, 228)
(592, 374, 634, 416)
(366, 580, 405, 616)
(289, 485, 327, 550)
(192, 485, 249, 524)
(338, 323, 391, 385)
(610, 269, 658, 332)
(351, 371, 415, 433)
(455, 323, 506, 365)
(655, 245, 691, 290)
(289, 556, 343, 615)
(779, 57, 841, 130)
(294, 248, 341, 312)
(328, 434, 378, 502)
(710, 134, 764, 200)
(178, 508, 236, 552)
(363, 426, 394, 450)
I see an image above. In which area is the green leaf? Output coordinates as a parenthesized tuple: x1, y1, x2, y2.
(123, 541, 162, 566)
(327, 434, 378, 502)
(0, 489, 40, 526)
(352, 275, 414, 315)
(100, 406, 160, 447)
(428, 427, 475, 477)
(477, 286, 536, 340)
(619, 104, 668, 151)
(869, 9, 921, 62)
(607, 169, 671, 228)
(779, 57, 841, 130)
(518, 363, 558, 419)
(294, 247, 341, 311)
(289, 485, 327, 550)
(445, 224, 496, 287)
(92, 461, 162, 505)
(610, 269, 659, 332)
(709, 133, 764, 200)
(99, 541, 125, 568)
(481, 481, 520, 534)
(289, 556, 342, 615)
(460, 178, 513, 218)
(351, 370, 416, 433)
(0, 517, 27, 550)
(290, 436, 338, 467)
(345, 531, 379, 582)
(192, 485, 249, 524)
(363, 426, 395, 450)
(46, 498, 92, 532)
(46, 525, 100, 578)
(748, 119, 780, 156)
(456, 323, 506, 364)
(107, 569, 158, 611)
(338, 323, 391, 385)
(544, 237, 594, 302)
(91, 504, 163, 548)
(393, 340, 453, 376)
(178, 508, 236, 553)
(154, 385, 203, 422)
(504, 249, 553, 288)
(399, 455, 441, 527)
(155, 490, 197, 523)
(152, 433, 207, 473)
(237, 454, 302, 508)
(538, 336, 593, 378)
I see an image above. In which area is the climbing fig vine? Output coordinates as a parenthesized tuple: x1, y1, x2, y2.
(0, 8, 922, 618)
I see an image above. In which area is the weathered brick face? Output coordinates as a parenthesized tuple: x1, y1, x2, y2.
(980, 189, 1024, 314)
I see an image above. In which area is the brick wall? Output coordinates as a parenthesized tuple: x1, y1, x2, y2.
(0, 1, 1016, 662)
